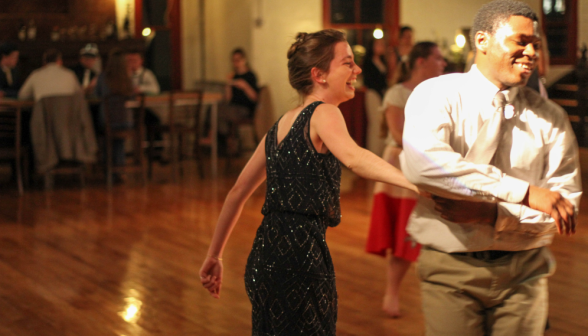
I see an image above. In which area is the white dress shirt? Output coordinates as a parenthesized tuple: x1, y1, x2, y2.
(400, 65, 582, 253)
(131, 67, 160, 95)
(18, 63, 81, 101)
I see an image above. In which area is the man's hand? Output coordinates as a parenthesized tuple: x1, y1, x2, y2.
(523, 185, 575, 235)
(432, 195, 497, 225)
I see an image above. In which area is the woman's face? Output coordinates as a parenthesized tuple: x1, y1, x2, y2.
(231, 53, 247, 71)
(322, 42, 362, 104)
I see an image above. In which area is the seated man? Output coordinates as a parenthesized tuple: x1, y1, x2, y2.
(18, 49, 81, 101)
(71, 43, 99, 95)
(126, 49, 160, 95)
(126, 48, 165, 161)
(0, 42, 22, 98)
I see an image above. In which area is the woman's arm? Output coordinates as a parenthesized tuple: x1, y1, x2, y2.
(310, 103, 417, 193)
(385, 105, 404, 146)
(199, 135, 267, 298)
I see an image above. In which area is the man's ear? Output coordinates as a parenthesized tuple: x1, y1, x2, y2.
(475, 31, 490, 54)
(311, 67, 326, 84)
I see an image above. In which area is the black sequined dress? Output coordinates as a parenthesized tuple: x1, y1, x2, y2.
(245, 101, 341, 335)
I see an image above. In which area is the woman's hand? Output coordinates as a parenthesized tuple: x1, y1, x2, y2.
(199, 256, 223, 299)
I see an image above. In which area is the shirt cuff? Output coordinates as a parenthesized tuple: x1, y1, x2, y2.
(496, 175, 529, 203)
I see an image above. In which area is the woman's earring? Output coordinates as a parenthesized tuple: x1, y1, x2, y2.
(322, 79, 326, 83)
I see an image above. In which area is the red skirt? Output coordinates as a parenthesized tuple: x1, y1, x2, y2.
(366, 145, 420, 261)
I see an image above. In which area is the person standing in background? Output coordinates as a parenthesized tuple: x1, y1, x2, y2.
(363, 37, 389, 98)
(0, 42, 22, 98)
(393, 26, 414, 65)
(366, 41, 446, 318)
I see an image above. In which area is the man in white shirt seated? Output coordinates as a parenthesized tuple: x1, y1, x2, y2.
(401, 1, 580, 335)
(18, 49, 82, 101)
(126, 48, 165, 162)
(126, 49, 160, 96)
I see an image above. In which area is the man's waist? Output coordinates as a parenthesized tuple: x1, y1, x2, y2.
(450, 250, 514, 261)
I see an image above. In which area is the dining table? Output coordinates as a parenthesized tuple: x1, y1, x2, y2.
(0, 90, 225, 179)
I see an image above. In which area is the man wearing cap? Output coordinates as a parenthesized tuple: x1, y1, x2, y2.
(71, 43, 99, 95)
(0, 42, 22, 98)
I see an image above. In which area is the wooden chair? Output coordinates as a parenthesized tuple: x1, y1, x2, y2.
(103, 94, 147, 189)
(0, 105, 29, 195)
(226, 85, 274, 170)
(31, 94, 98, 190)
(147, 90, 205, 181)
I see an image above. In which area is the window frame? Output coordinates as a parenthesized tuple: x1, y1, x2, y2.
(323, 0, 399, 48)
(541, 0, 578, 66)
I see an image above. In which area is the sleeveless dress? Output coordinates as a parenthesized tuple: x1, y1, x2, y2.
(245, 101, 341, 335)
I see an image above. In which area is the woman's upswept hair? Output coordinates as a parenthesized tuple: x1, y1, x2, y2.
(287, 29, 347, 96)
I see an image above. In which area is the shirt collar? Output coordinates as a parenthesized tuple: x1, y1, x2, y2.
(133, 67, 145, 76)
(468, 65, 519, 119)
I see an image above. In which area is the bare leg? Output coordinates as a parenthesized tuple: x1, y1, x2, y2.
(383, 255, 412, 318)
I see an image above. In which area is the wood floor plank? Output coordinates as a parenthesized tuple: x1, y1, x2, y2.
(0, 156, 587, 335)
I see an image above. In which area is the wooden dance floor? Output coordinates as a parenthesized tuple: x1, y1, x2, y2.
(1, 153, 588, 335)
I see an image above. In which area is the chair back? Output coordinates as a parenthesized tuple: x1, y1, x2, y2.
(168, 90, 204, 131)
(253, 85, 276, 139)
(0, 105, 21, 151)
(32, 93, 97, 173)
(102, 94, 136, 129)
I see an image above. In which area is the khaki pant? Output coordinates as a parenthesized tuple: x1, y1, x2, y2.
(417, 246, 555, 336)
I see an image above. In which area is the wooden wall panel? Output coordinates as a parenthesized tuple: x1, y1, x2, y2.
(0, 0, 116, 42)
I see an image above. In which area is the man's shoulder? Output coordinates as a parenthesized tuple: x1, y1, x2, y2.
(411, 72, 467, 99)
(518, 86, 568, 122)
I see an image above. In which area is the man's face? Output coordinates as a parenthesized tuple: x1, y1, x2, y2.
(80, 55, 96, 70)
(485, 15, 540, 88)
(126, 53, 143, 72)
(2, 51, 19, 68)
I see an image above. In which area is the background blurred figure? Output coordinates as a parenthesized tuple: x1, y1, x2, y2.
(71, 43, 99, 95)
(366, 42, 446, 318)
(0, 42, 21, 98)
(18, 49, 81, 101)
(126, 48, 164, 161)
(219, 48, 259, 155)
(126, 49, 160, 95)
(363, 37, 389, 98)
(394, 26, 414, 64)
(95, 48, 135, 183)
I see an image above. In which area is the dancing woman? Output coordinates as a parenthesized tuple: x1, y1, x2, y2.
(200, 29, 419, 335)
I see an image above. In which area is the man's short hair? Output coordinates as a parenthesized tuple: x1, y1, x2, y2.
(470, 0, 538, 47)
(43, 48, 62, 64)
(126, 47, 143, 57)
(0, 42, 18, 58)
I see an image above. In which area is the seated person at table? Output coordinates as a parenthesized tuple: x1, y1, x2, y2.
(71, 43, 99, 95)
(71, 43, 102, 136)
(219, 48, 259, 154)
(18, 49, 81, 101)
(95, 48, 135, 182)
(0, 42, 22, 98)
(126, 48, 165, 160)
